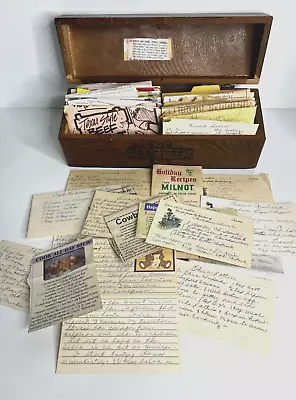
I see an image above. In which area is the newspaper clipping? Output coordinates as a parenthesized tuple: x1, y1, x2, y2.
(104, 203, 159, 262)
(28, 238, 102, 332)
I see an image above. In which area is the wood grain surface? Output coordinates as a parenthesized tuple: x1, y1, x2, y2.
(55, 14, 272, 84)
(55, 15, 271, 168)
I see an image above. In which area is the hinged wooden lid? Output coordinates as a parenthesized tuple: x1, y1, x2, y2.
(55, 14, 272, 85)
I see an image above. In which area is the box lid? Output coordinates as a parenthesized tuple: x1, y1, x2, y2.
(55, 14, 272, 85)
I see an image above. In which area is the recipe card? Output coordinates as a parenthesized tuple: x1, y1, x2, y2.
(146, 199, 254, 268)
(0, 241, 41, 311)
(178, 259, 275, 353)
(201, 196, 296, 255)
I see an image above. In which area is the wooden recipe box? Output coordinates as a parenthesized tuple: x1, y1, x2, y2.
(55, 14, 272, 168)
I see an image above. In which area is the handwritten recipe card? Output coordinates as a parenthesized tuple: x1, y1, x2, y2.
(27, 189, 97, 238)
(0, 241, 41, 311)
(66, 169, 151, 196)
(146, 200, 254, 268)
(178, 259, 275, 353)
(201, 196, 296, 255)
(202, 174, 274, 202)
(57, 298, 180, 373)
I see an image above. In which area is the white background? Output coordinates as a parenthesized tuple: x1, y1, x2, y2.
(1, 1, 296, 108)
(1, 3, 296, 400)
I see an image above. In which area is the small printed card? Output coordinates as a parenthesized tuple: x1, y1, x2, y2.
(124, 38, 173, 61)
(134, 248, 175, 272)
(151, 164, 202, 206)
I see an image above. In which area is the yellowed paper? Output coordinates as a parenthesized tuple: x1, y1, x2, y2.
(28, 238, 102, 332)
(104, 202, 159, 262)
(136, 195, 229, 260)
(27, 185, 129, 239)
(0, 241, 41, 311)
(137, 202, 158, 239)
(66, 169, 151, 196)
(94, 239, 177, 297)
(163, 85, 220, 98)
(27, 188, 97, 238)
(163, 119, 259, 135)
(201, 196, 296, 256)
(206, 208, 237, 216)
(136, 195, 177, 239)
(178, 259, 275, 353)
(52, 235, 80, 249)
(151, 164, 202, 206)
(146, 199, 254, 268)
(170, 106, 257, 124)
(175, 251, 201, 260)
(202, 173, 273, 202)
(175, 209, 236, 261)
(163, 89, 252, 105)
(98, 185, 138, 195)
(56, 298, 180, 373)
(162, 99, 256, 117)
(82, 191, 147, 238)
(136, 195, 206, 260)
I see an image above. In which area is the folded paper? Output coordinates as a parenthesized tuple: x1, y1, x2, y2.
(66, 169, 151, 196)
(28, 238, 102, 332)
(0, 241, 41, 311)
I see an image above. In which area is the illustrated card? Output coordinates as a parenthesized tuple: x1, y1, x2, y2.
(28, 238, 102, 332)
(136, 194, 177, 239)
(146, 199, 254, 269)
(151, 164, 202, 206)
(64, 104, 160, 135)
(134, 248, 175, 272)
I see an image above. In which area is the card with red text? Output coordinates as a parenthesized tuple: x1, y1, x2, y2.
(151, 164, 202, 206)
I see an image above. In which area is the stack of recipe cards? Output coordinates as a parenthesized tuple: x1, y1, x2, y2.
(2, 164, 296, 374)
(64, 82, 259, 136)
(162, 86, 258, 135)
(64, 81, 161, 135)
